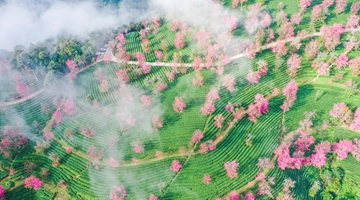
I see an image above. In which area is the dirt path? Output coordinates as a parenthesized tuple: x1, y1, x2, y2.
(2, 27, 359, 107)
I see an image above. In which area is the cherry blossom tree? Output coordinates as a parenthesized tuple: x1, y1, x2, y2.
(214, 114, 225, 128)
(335, 0, 348, 14)
(224, 160, 239, 179)
(191, 129, 204, 144)
(155, 51, 163, 62)
(322, 0, 335, 9)
(196, 30, 210, 48)
(16, 82, 30, 97)
(140, 95, 152, 108)
(149, 194, 158, 200)
(311, 5, 323, 23)
(350, 2, 360, 14)
(43, 131, 54, 140)
(286, 54, 301, 76)
(104, 52, 112, 63)
(260, 14, 272, 28)
(346, 15, 359, 29)
(62, 98, 77, 116)
(192, 56, 204, 70)
(349, 57, 360, 76)
(272, 40, 287, 58)
(335, 54, 348, 69)
(225, 16, 237, 31)
(116, 69, 130, 83)
(170, 160, 182, 172)
(141, 39, 151, 53)
(99, 79, 109, 93)
(256, 157, 274, 170)
(201, 103, 215, 116)
(277, 21, 295, 39)
(258, 180, 273, 198)
(299, 0, 312, 13)
(174, 32, 185, 49)
(109, 186, 126, 200)
(291, 12, 302, 25)
(320, 23, 344, 51)
(305, 40, 320, 60)
(66, 147, 72, 153)
(116, 33, 126, 45)
(333, 139, 355, 160)
(132, 140, 144, 153)
(228, 191, 239, 200)
(155, 151, 163, 159)
(66, 60, 78, 72)
(80, 127, 96, 138)
(24, 176, 42, 190)
(152, 114, 163, 132)
(87, 145, 101, 158)
(244, 193, 255, 200)
(222, 74, 236, 92)
(281, 80, 298, 112)
(173, 97, 186, 113)
(207, 88, 220, 102)
(202, 174, 211, 185)
(192, 71, 204, 86)
(108, 157, 119, 168)
(52, 110, 62, 125)
(246, 71, 261, 85)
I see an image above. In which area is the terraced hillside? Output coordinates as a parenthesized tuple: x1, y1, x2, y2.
(1, 0, 360, 199)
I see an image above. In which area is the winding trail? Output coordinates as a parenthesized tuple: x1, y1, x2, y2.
(1, 27, 359, 107)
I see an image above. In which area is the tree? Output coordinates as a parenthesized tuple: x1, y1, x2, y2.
(87, 145, 101, 158)
(196, 30, 210, 48)
(286, 54, 301, 76)
(228, 191, 239, 200)
(281, 80, 298, 112)
(277, 21, 294, 39)
(24, 176, 42, 190)
(173, 97, 186, 113)
(152, 114, 163, 132)
(62, 98, 77, 116)
(222, 74, 236, 92)
(202, 174, 211, 185)
(80, 127, 96, 138)
(305, 40, 320, 60)
(108, 157, 119, 168)
(246, 71, 261, 85)
(170, 160, 182, 172)
(333, 139, 355, 160)
(335, 54, 348, 69)
(155, 51, 163, 62)
(256, 157, 274, 170)
(291, 12, 302, 25)
(43, 131, 54, 140)
(191, 129, 204, 144)
(260, 14, 272, 28)
(192, 71, 204, 86)
(225, 16, 237, 31)
(52, 110, 62, 125)
(207, 88, 220, 102)
(224, 160, 239, 179)
(16, 82, 30, 97)
(149, 194, 159, 200)
(132, 140, 144, 153)
(99, 79, 109, 93)
(350, 2, 360, 14)
(345, 15, 359, 29)
(116, 34, 126, 45)
(320, 24, 344, 51)
(299, 0, 312, 13)
(140, 95, 152, 108)
(311, 5, 323, 23)
(141, 39, 151, 53)
(349, 57, 360, 76)
(174, 32, 185, 49)
(335, 0, 348, 14)
(109, 186, 126, 200)
(192, 56, 203, 70)
(116, 69, 130, 83)
(272, 40, 287, 58)
(104, 52, 112, 63)
(201, 103, 215, 116)
(214, 114, 225, 128)
(245, 193, 255, 200)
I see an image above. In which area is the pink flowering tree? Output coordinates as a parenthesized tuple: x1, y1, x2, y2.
(151, 114, 163, 132)
(329, 102, 352, 125)
(191, 129, 204, 144)
(66, 60, 78, 73)
(140, 95, 152, 108)
(132, 140, 144, 153)
(272, 40, 287, 58)
(335, 54, 349, 69)
(16, 82, 30, 97)
(116, 33, 126, 45)
(207, 88, 220, 102)
(246, 71, 261, 85)
(109, 186, 126, 200)
(222, 74, 236, 92)
(174, 32, 185, 49)
(335, 0, 348, 14)
(192, 71, 204, 86)
(116, 69, 130, 83)
(346, 15, 359, 29)
(214, 114, 225, 128)
(225, 16, 237, 31)
(351, 2, 360, 14)
(224, 160, 239, 179)
(170, 160, 182, 172)
(349, 57, 360, 76)
(299, 0, 312, 13)
(286, 54, 301, 76)
(24, 176, 42, 190)
(52, 110, 62, 125)
(108, 157, 119, 168)
(320, 23, 344, 51)
(196, 30, 210, 48)
(305, 40, 320, 60)
(173, 97, 186, 113)
(202, 174, 211, 185)
(62, 98, 77, 116)
(201, 103, 215, 116)
(43, 131, 54, 140)
(333, 139, 355, 160)
(280, 80, 298, 112)
(260, 13, 272, 28)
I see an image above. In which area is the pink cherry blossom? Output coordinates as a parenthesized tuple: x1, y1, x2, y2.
(224, 160, 239, 179)
(170, 160, 182, 172)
